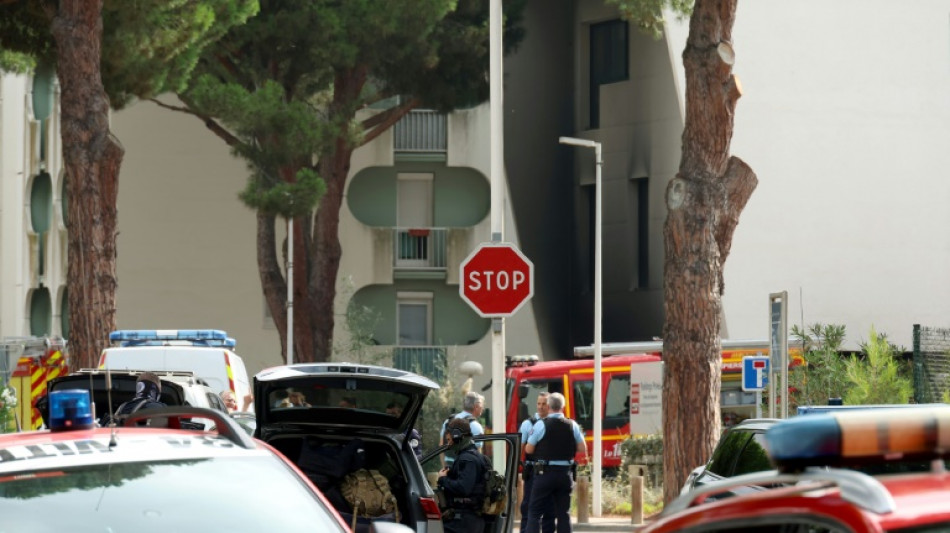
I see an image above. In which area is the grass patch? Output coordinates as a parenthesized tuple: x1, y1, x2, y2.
(571, 475, 664, 518)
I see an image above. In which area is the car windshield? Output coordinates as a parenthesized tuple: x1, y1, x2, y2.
(265, 380, 415, 417)
(0, 455, 345, 532)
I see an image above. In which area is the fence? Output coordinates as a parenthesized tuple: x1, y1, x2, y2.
(913, 324, 950, 403)
(392, 346, 447, 383)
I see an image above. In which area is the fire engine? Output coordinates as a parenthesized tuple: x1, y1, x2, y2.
(1, 336, 69, 431)
(503, 339, 803, 470)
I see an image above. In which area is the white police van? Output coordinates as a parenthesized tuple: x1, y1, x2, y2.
(98, 329, 252, 409)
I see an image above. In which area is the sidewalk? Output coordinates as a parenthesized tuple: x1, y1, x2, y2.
(513, 516, 645, 533)
(573, 516, 643, 532)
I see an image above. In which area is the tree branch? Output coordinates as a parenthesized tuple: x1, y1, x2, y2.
(360, 97, 420, 147)
(715, 155, 757, 271)
(148, 97, 242, 148)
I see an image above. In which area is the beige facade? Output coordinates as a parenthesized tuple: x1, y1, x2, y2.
(0, 70, 67, 341)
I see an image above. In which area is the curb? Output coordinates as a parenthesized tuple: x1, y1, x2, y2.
(572, 521, 641, 532)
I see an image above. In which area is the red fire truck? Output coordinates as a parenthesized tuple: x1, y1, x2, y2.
(2, 337, 69, 432)
(503, 340, 802, 470)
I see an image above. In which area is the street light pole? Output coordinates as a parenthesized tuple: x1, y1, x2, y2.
(559, 136, 603, 517)
(287, 217, 294, 365)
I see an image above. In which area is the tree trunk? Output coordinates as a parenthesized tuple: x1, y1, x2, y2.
(307, 144, 351, 362)
(662, 0, 757, 504)
(49, 0, 123, 368)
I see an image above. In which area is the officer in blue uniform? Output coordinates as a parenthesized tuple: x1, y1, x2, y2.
(523, 392, 587, 533)
(519, 392, 554, 533)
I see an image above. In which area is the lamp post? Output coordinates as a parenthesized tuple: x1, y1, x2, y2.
(559, 136, 603, 516)
(287, 217, 294, 365)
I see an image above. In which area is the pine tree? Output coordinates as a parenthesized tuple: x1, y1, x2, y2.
(845, 326, 913, 405)
(0, 0, 257, 367)
(155, 0, 528, 363)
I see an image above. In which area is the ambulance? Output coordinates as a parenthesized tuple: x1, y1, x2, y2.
(98, 329, 252, 411)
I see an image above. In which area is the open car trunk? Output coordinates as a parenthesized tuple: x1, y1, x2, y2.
(267, 432, 423, 531)
(254, 363, 442, 532)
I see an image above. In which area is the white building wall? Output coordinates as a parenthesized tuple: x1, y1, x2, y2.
(0, 73, 30, 337)
(0, 71, 68, 340)
(665, 0, 950, 349)
(338, 102, 542, 394)
(110, 97, 283, 375)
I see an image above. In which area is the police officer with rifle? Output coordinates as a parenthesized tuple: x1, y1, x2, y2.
(523, 392, 587, 533)
(437, 417, 487, 533)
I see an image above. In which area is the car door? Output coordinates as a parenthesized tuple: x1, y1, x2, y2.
(420, 433, 520, 533)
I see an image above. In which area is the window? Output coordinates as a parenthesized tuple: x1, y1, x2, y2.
(396, 174, 433, 267)
(397, 292, 432, 346)
(515, 379, 562, 427)
(572, 379, 594, 431)
(604, 375, 630, 430)
(706, 430, 753, 476)
(629, 177, 649, 289)
(589, 19, 629, 129)
(732, 433, 772, 476)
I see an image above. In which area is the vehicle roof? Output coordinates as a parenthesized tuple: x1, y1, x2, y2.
(256, 362, 439, 389)
(727, 418, 780, 431)
(506, 353, 661, 375)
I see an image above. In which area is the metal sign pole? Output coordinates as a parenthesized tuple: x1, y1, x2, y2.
(769, 291, 788, 418)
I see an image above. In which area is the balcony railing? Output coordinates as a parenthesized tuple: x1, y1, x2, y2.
(394, 227, 447, 269)
(394, 110, 447, 153)
(393, 346, 446, 382)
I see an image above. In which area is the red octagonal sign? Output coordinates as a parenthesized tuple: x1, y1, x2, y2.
(460, 243, 534, 317)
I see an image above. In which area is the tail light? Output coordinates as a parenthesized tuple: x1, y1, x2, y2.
(419, 497, 442, 520)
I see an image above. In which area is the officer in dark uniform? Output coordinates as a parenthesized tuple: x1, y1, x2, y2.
(437, 417, 487, 533)
(523, 392, 587, 533)
(104, 372, 167, 427)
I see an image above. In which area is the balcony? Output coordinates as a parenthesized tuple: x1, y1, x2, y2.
(394, 227, 447, 270)
(394, 110, 446, 160)
(392, 345, 446, 382)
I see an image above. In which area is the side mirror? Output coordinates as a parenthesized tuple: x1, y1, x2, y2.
(518, 382, 529, 400)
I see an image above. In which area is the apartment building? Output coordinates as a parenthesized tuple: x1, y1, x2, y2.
(4, 0, 949, 405)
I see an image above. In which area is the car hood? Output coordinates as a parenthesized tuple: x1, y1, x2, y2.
(254, 363, 438, 437)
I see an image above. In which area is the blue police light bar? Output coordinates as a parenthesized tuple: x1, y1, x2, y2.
(48, 389, 95, 432)
(766, 406, 950, 472)
(109, 329, 236, 348)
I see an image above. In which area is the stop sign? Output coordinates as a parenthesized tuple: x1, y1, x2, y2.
(459, 243, 534, 317)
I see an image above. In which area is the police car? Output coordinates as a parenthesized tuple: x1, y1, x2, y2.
(0, 389, 415, 532)
(643, 406, 950, 533)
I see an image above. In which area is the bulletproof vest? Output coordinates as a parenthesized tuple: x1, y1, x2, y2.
(447, 448, 487, 510)
(534, 417, 576, 462)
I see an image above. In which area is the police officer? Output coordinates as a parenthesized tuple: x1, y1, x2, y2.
(437, 417, 487, 533)
(523, 392, 587, 533)
(520, 392, 555, 533)
(105, 372, 167, 426)
(440, 391, 485, 466)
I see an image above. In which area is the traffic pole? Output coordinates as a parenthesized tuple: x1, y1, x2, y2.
(489, 0, 506, 446)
